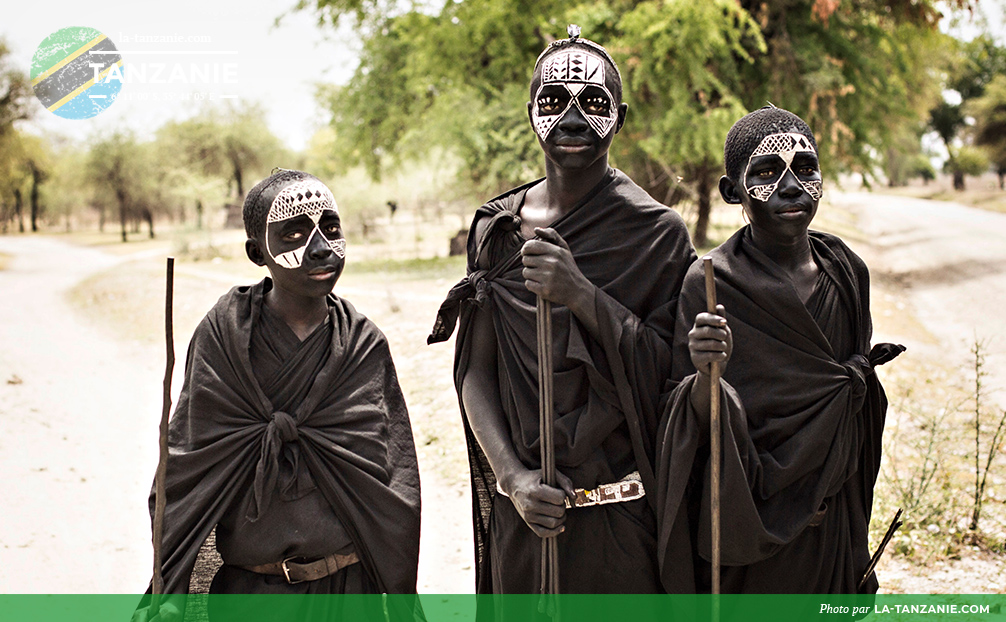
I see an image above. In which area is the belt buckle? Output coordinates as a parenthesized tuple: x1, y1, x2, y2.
(281, 556, 306, 585)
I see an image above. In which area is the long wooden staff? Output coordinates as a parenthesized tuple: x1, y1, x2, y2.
(151, 257, 175, 611)
(702, 257, 722, 606)
(537, 295, 560, 614)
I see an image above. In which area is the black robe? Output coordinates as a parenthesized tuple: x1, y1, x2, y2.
(152, 279, 421, 604)
(656, 228, 903, 594)
(430, 168, 695, 600)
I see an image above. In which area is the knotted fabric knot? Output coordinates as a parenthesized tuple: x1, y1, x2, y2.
(270, 411, 299, 443)
(486, 209, 521, 233)
(842, 354, 870, 409)
(470, 270, 491, 307)
(248, 411, 301, 521)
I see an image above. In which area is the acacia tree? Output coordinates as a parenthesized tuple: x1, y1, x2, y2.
(929, 34, 1006, 190)
(302, 0, 973, 245)
(966, 74, 1006, 190)
(86, 131, 160, 242)
(158, 102, 287, 208)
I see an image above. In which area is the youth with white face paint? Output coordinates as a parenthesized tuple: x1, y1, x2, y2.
(265, 179, 347, 269)
(531, 47, 620, 142)
(744, 132, 824, 202)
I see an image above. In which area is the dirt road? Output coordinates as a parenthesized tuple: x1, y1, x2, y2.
(0, 236, 162, 592)
(831, 191, 1006, 409)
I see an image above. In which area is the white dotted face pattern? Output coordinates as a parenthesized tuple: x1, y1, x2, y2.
(744, 132, 823, 202)
(266, 179, 346, 269)
(532, 49, 618, 142)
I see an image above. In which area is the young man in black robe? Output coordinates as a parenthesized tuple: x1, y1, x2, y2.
(136, 170, 421, 621)
(430, 28, 695, 607)
(656, 107, 904, 593)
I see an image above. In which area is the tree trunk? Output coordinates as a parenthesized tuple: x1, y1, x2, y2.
(233, 162, 244, 202)
(29, 164, 42, 232)
(14, 188, 24, 233)
(196, 199, 204, 229)
(692, 166, 714, 248)
(118, 190, 128, 243)
(998, 168, 1004, 191)
(145, 209, 155, 239)
(953, 170, 966, 191)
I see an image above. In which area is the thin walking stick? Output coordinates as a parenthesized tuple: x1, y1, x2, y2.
(703, 257, 722, 607)
(537, 295, 560, 614)
(151, 257, 175, 610)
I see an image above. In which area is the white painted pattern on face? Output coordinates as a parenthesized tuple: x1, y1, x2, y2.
(744, 132, 823, 202)
(532, 49, 618, 142)
(266, 179, 346, 269)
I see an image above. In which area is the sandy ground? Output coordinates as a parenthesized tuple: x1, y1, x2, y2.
(0, 189, 1004, 594)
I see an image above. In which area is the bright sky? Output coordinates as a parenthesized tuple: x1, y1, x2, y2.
(5, 0, 358, 150)
(4, 0, 1004, 153)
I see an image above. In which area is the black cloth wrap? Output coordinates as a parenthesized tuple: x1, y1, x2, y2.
(656, 227, 904, 594)
(149, 279, 421, 606)
(430, 168, 695, 600)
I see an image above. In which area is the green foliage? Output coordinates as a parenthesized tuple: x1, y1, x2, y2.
(157, 101, 288, 200)
(965, 74, 1006, 175)
(928, 34, 1006, 159)
(610, 0, 762, 195)
(945, 145, 989, 177)
(908, 154, 936, 183)
(304, 0, 967, 244)
(0, 38, 32, 132)
(40, 139, 90, 230)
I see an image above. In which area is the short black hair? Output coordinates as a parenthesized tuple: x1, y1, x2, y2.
(723, 106, 818, 182)
(530, 38, 623, 104)
(243, 169, 321, 239)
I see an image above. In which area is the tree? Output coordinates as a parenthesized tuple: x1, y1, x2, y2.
(40, 138, 90, 231)
(0, 37, 36, 232)
(944, 144, 989, 190)
(965, 74, 1006, 190)
(928, 34, 1006, 190)
(303, 0, 974, 244)
(0, 38, 32, 133)
(86, 131, 159, 242)
(158, 101, 288, 208)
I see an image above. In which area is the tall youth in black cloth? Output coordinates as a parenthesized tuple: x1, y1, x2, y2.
(656, 107, 904, 594)
(429, 27, 695, 609)
(135, 171, 421, 622)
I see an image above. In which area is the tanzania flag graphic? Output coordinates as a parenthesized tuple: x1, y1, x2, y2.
(31, 27, 122, 120)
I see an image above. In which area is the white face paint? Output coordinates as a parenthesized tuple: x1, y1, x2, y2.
(532, 49, 618, 141)
(265, 179, 346, 270)
(744, 132, 823, 202)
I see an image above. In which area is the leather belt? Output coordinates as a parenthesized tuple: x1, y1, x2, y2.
(240, 551, 360, 584)
(497, 470, 646, 508)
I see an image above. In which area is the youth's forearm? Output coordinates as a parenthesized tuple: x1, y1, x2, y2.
(689, 371, 713, 416)
(460, 307, 532, 492)
(462, 371, 530, 493)
(564, 282, 601, 342)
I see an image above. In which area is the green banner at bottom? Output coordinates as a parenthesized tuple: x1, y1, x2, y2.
(0, 594, 1002, 622)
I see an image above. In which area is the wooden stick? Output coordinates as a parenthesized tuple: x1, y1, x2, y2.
(537, 295, 560, 612)
(703, 257, 722, 604)
(151, 257, 175, 608)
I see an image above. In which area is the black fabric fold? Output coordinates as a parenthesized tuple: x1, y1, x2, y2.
(434, 169, 695, 596)
(151, 278, 421, 602)
(656, 227, 903, 594)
